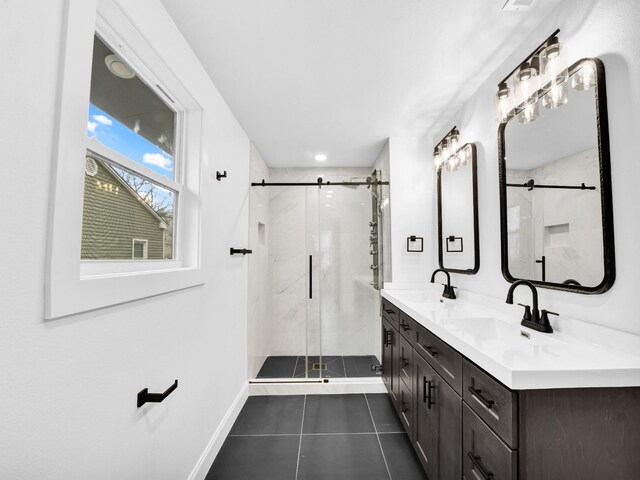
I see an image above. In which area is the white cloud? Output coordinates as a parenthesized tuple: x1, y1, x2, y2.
(87, 121, 98, 134)
(92, 114, 113, 126)
(142, 153, 173, 171)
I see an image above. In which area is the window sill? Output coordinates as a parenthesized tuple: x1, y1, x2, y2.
(46, 265, 204, 320)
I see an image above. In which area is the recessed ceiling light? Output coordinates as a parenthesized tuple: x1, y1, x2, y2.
(105, 54, 135, 79)
(314, 153, 327, 162)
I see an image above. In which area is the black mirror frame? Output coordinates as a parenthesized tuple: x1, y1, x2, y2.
(437, 142, 480, 274)
(498, 58, 615, 294)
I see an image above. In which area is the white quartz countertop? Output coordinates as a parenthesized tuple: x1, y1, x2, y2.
(381, 287, 640, 390)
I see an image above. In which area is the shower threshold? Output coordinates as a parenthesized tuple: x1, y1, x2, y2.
(255, 355, 381, 379)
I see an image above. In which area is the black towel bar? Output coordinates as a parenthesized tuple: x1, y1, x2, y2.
(230, 248, 253, 255)
(137, 380, 178, 408)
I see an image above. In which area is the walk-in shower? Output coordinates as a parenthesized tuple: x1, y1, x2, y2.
(247, 167, 390, 382)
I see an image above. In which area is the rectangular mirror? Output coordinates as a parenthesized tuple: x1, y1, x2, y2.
(498, 58, 615, 293)
(438, 143, 479, 274)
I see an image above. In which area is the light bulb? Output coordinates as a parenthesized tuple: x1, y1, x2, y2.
(448, 129, 460, 155)
(432, 147, 442, 171)
(440, 139, 450, 163)
(541, 37, 568, 88)
(494, 82, 514, 123)
(515, 60, 541, 112)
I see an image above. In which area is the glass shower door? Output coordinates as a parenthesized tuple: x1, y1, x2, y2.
(316, 182, 378, 378)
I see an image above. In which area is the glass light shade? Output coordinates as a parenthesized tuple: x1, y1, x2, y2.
(517, 101, 539, 124)
(460, 145, 471, 166)
(494, 82, 514, 123)
(542, 82, 568, 109)
(514, 62, 541, 110)
(540, 37, 568, 87)
(440, 139, 450, 163)
(432, 147, 442, 171)
(572, 62, 596, 91)
(446, 155, 457, 172)
(448, 129, 460, 155)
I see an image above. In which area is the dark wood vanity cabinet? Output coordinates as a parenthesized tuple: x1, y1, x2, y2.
(414, 352, 461, 480)
(381, 298, 640, 480)
(381, 317, 399, 406)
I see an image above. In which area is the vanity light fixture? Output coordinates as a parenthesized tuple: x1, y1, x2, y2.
(494, 82, 515, 123)
(494, 29, 575, 125)
(432, 127, 470, 172)
(540, 35, 569, 109)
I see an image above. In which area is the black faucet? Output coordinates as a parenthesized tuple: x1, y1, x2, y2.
(505, 280, 557, 333)
(430, 269, 456, 300)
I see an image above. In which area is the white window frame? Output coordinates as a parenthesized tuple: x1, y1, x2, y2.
(45, 0, 204, 319)
(132, 239, 149, 260)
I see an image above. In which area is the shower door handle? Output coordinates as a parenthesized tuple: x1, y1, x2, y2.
(309, 255, 312, 299)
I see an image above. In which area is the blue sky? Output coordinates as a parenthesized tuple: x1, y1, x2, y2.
(87, 104, 175, 214)
(87, 104, 174, 181)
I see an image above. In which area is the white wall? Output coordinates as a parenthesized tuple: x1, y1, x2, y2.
(396, 0, 640, 335)
(247, 145, 270, 377)
(388, 136, 436, 283)
(0, 1, 250, 478)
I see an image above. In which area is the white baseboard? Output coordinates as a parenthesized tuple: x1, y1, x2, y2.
(187, 383, 249, 480)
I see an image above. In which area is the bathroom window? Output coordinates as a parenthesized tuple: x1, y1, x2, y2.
(45, 2, 204, 319)
(82, 34, 179, 261)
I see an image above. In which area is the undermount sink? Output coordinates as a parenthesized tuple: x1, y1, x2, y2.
(444, 316, 564, 346)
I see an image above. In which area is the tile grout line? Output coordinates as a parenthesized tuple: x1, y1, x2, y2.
(364, 393, 393, 480)
(292, 356, 300, 378)
(295, 394, 307, 480)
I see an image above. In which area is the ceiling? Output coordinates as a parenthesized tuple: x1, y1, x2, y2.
(160, 0, 561, 167)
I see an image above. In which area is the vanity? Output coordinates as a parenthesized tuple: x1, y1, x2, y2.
(380, 289, 640, 480)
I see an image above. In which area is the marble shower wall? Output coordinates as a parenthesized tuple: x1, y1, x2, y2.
(506, 147, 603, 286)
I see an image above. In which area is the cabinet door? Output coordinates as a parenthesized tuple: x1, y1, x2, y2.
(391, 323, 401, 406)
(414, 352, 462, 480)
(414, 353, 437, 479)
(382, 318, 400, 406)
(435, 367, 462, 480)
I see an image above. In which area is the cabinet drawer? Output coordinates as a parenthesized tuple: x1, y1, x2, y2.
(398, 311, 414, 342)
(463, 360, 518, 448)
(414, 322, 463, 395)
(398, 375, 413, 438)
(398, 335, 413, 392)
(463, 404, 517, 480)
(381, 298, 400, 328)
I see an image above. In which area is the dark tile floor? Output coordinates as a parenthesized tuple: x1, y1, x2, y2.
(205, 393, 426, 480)
(256, 355, 382, 379)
